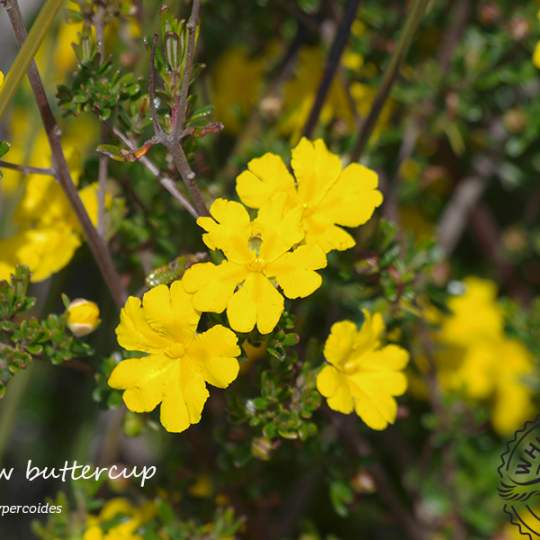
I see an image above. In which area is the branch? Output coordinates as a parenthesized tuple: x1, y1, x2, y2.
(0, 160, 55, 176)
(149, 33, 163, 136)
(173, 0, 200, 141)
(94, 2, 108, 238)
(349, 0, 430, 162)
(112, 127, 198, 219)
(2, 0, 126, 308)
(302, 0, 361, 138)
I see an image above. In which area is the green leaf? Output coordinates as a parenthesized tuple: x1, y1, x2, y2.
(0, 0, 65, 119)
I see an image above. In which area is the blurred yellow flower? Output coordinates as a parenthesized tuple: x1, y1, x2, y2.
(236, 138, 383, 253)
(0, 71, 4, 88)
(67, 298, 101, 337)
(83, 498, 155, 540)
(109, 280, 240, 433)
(183, 197, 326, 334)
(317, 311, 409, 430)
(534, 41, 540, 69)
(212, 47, 266, 133)
(436, 277, 535, 436)
(0, 108, 102, 283)
(280, 47, 353, 139)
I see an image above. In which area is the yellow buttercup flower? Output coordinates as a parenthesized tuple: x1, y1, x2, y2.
(183, 197, 326, 334)
(0, 109, 102, 283)
(0, 71, 4, 88)
(236, 138, 383, 254)
(280, 47, 354, 139)
(83, 498, 155, 540)
(212, 47, 267, 133)
(438, 277, 503, 346)
(436, 277, 535, 436)
(67, 298, 101, 337)
(317, 311, 409, 430)
(108, 280, 240, 433)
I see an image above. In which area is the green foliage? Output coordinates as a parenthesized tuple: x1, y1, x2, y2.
(57, 54, 142, 121)
(0, 266, 93, 397)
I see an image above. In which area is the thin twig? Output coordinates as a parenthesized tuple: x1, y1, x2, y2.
(302, 0, 361, 138)
(94, 2, 108, 238)
(173, 0, 200, 142)
(0, 159, 55, 176)
(2, 0, 126, 308)
(165, 0, 208, 216)
(349, 0, 430, 162)
(112, 127, 198, 218)
(149, 33, 163, 135)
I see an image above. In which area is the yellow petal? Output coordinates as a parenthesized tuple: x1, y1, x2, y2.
(291, 138, 342, 208)
(323, 321, 358, 368)
(256, 193, 304, 261)
(353, 390, 398, 430)
(304, 219, 356, 253)
(108, 354, 173, 412)
(227, 273, 284, 334)
(116, 297, 172, 353)
(188, 325, 240, 388)
(326, 378, 354, 414)
(266, 244, 326, 299)
(160, 361, 209, 433)
(236, 153, 296, 208)
(316, 365, 340, 397)
(142, 282, 199, 342)
(316, 163, 383, 227)
(183, 262, 245, 313)
(197, 199, 252, 262)
(357, 345, 409, 373)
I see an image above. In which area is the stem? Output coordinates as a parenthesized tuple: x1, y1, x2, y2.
(0, 160, 55, 176)
(302, 0, 361, 138)
(3, 0, 126, 308)
(0, 0, 64, 119)
(94, 2, 108, 238)
(349, 0, 430, 162)
(169, 142, 208, 216)
(112, 127, 198, 218)
(173, 0, 200, 141)
(149, 33, 163, 135)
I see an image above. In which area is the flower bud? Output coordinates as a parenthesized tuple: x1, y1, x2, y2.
(67, 298, 101, 337)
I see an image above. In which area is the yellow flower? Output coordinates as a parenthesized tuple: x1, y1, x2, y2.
(0, 71, 4, 88)
(317, 311, 409, 430)
(183, 197, 326, 334)
(83, 498, 155, 540)
(108, 280, 240, 433)
(534, 41, 540, 69)
(280, 47, 354, 139)
(236, 138, 383, 254)
(0, 110, 103, 283)
(438, 277, 503, 346)
(212, 47, 266, 133)
(435, 277, 535, 435)
(67, 298, 101, 337)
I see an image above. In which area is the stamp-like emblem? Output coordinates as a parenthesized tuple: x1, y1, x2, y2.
(499, 417, 540, 538)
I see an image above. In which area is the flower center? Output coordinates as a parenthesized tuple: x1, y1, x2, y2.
(248, 257, 266, 272)
(342, 359, 359, 375)
(166, 343, 186, 358)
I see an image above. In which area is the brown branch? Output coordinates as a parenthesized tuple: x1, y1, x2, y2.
(112, 127, 198, 218)
(349, 0, 430, 162)
(2, 0, 126, 308)
(0, 160, 55, 176)
(302, 0, 361, 138)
